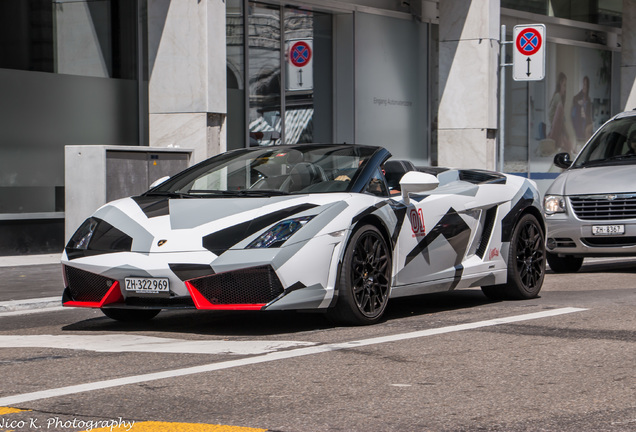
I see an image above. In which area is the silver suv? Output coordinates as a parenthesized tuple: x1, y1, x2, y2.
(544, 110, 636, 272)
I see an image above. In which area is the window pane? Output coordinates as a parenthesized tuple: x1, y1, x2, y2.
(248, 3, 282, 146)
(0, 0, 54, 73)
(227, 0, 246, 150)
(283, 8, 332, 144)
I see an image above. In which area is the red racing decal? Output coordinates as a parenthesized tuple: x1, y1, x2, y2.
(489, 248, 500, 260)
(410, 208, 426, 238)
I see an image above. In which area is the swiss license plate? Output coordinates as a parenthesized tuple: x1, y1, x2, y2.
(124, 277, 169, 293)
(592, 225, 625, 235)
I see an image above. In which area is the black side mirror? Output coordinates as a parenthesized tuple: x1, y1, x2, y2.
(553, 152, 572, 169)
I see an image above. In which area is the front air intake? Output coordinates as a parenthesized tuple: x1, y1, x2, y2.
(186, 265, 284, 308)
(64, 266, 117, 303)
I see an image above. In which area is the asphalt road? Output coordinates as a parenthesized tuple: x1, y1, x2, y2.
(0, 258, 635, 432)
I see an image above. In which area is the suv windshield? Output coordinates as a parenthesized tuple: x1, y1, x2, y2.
(573, 116, 636, 168)
(148, 145, 379, 196)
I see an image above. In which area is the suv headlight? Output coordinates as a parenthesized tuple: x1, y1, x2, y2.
(544, 195, 566, 215)
(247, 216, 314, 248)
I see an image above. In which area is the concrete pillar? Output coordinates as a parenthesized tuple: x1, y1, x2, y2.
(437, 0, 499, 170)
(147, 0, 227, 163)
(621, 0, 636, 111)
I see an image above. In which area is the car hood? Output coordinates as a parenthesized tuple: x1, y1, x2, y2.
(547, 165, 636, 196)
(88, 193, 356, 254)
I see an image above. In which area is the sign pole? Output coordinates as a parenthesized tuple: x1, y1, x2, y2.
(499, 25, 513, 173)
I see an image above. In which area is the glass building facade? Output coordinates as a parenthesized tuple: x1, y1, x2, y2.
(0, 0, 145, 254)
(0, 0, 628, 255)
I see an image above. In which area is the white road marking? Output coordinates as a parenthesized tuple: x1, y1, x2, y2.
(0, 307, 587, 406)
(0, 335, 316, 355)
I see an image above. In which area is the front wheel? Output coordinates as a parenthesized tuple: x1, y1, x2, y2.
(328, 225, 391, 325)
(101, 308, 160, 322)
(482, 213, 545, 300)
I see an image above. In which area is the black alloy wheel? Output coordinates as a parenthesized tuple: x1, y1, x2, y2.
(330, 224, 391, 325)
(482, 213, 545, 300)
(514, 214, 545, 294)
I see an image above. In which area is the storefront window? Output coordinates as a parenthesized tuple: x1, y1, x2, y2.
(530, 44, 612, 170)
(504, 39, 615, 193)
(248, 3, 282, 146)
(226, 0, 246, 150)
(0, 0, 142, 216)
(227, 1, 333, 148)
(283, 8, 332, 144)
(0, 0, 138, 79)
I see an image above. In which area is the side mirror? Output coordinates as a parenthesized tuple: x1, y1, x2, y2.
(553, 152, 572, 169)
(149, 175, 170, 189)
(400, 171, 439, 204)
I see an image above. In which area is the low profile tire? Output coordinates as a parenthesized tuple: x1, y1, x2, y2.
(329, 224, 392, 325)
(101, 308, 160, 322)
(482, 213, 546, 300)
(546, 252, 583, 273)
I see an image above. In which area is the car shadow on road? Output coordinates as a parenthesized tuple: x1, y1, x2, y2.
(578, 259, 636, 274)
(61, 289, 495, 337)
(546, 258, 636, 275)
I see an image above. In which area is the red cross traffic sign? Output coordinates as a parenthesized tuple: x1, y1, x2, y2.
(513, 24, 546, 81)
(286, 39, 313, 91)
(290, 41, 312, 68)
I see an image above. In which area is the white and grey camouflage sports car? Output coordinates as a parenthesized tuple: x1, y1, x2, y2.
(62, 144, 546, 325)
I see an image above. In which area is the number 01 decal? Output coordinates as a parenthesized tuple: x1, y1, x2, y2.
(410, 209, 426, 238)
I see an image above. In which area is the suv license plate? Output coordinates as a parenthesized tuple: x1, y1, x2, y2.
(125, 277, 170, 293)
(592, 225, 625, 235)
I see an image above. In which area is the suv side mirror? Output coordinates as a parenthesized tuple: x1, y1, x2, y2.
(400, 171, 439, 204)
(553, 152, 572, 169)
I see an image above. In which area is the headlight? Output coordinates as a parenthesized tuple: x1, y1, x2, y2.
(67, 218, 99, 250)
(247, 216, 314, 248)
(544, 195, 566, 215)
(66, 217, 132, 252)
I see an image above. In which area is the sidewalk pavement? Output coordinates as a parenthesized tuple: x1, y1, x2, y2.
(0, 253, 63, 313)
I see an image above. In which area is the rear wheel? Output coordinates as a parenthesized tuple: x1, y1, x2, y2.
(546, 253, 583, 273)
(482, 213, 545, 300)
(101, 308, 160, 322)
(329, 225, 391, 325)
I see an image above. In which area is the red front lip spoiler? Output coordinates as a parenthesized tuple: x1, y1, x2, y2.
(64, 280, 266, 311)
(185, 281, 265, 310)
(63, 281, 124, 308)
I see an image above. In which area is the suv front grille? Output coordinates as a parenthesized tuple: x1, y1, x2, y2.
(570, 194, 636, 221)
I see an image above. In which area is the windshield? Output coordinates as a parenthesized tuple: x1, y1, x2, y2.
(148, 145, 379, 196)
(573, 116, 636, 168)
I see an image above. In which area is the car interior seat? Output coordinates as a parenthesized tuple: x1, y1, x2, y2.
(383, 160, 416, 193)
(286, 162, 327, 192)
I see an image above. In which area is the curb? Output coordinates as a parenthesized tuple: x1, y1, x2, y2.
(0, 297, 61, 313)
(0, 254, 62, 268)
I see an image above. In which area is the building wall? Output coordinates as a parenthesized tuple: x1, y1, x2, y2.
(147, 0, 227, 163)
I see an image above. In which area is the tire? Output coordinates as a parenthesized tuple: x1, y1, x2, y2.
(101, 308, 160, 322)
(329, 225, 392, 325)
(546, 252, 583, 273)
(482, 213, 545, 300)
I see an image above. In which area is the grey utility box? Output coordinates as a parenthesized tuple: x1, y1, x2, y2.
(65, 145, 193, 241)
